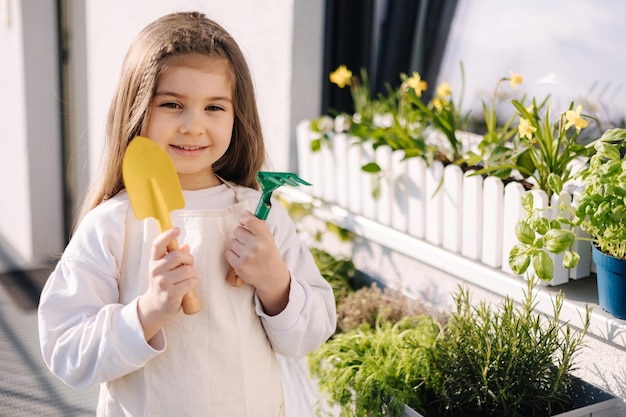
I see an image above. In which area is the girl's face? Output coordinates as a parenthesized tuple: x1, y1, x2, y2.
(144, 54, 234, 190)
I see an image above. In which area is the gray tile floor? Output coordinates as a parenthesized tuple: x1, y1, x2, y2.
(0, 266, 99, 416)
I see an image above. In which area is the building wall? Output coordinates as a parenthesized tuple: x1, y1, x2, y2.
(0, 0, 63, 269)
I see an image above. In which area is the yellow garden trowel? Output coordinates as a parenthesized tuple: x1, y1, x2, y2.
(122, 136, 201, 315)
(225, 171, 311, 287)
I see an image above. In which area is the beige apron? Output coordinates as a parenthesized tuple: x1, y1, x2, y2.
(99, 183, 285, 417)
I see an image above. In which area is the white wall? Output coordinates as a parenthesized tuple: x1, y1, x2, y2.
(0, 0, 63, 269)
(439, 0, 626, 125)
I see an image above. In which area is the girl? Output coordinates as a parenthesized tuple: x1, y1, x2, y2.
(38, 11, 336, 417)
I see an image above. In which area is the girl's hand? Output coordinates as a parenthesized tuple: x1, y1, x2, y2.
(225, 211, 290, 315)
(138, 227, 198, 342)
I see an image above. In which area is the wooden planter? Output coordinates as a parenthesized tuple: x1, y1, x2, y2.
(297, 121, 594, 286)
(400, 377, 617, 417)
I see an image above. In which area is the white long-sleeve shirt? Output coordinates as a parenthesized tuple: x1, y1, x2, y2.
(38, 183, 336, 416)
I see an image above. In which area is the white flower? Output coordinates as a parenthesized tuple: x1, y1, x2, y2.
(373, 113, 393, 129)
(316, 116, 334, 133)
(334, 114, 351, 133)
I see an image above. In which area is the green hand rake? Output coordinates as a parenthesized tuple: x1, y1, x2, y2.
(226, 171, 311, 287)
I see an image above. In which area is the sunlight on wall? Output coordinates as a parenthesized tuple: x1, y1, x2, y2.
(439, 0, 626, 126)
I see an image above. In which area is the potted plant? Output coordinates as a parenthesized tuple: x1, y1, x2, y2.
(509, 128, 626, 319)
(310, 64, 597, 197)
(471, 94, 596, 200)
(308, 279, 617, 417)
(309, 64, 470, 172)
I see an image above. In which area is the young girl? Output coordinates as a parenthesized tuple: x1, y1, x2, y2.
(38, 11, 336, 417)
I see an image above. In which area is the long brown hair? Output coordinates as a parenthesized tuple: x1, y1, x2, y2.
(77, 11, 264, 225)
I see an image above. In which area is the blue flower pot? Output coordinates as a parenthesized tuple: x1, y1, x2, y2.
(591, 245, 626, 320)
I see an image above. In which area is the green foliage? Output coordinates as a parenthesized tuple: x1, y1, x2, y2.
(401, 62, 469, 164)
(510, 128, 626, 280)
(310, 64, 617, 202)
(473, 98, 595, 198)
(310, 63, 470, 173)
(429, 279, 590, 417)
(309, 280, 589, 417)
(308, 316, 441, 417)
(310, 247, 357, 305)
(277, 195, 354, 243)
(575, 130, 626, 258)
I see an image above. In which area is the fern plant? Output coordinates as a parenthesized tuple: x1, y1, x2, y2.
(308, 316, 441, 417)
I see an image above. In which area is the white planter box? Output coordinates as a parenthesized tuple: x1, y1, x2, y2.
(296, 121, 594, 285)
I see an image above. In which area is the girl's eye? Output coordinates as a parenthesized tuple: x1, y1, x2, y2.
(160, 102, 181, 109)
(206, 105, 225, 111)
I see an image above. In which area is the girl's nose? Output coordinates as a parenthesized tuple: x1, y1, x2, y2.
(179, 110, 205, 135)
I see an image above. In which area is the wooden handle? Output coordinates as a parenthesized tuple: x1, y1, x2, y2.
(182, 290, 202, 314)
(150, 179, 201, 314)
(166, 234, 201, 315)
(226, 268, 245, 287)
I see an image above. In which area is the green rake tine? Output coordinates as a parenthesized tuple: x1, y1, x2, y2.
(254, 171, 312, 220)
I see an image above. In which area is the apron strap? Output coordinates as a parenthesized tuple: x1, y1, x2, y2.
(216, 175, 250, 205)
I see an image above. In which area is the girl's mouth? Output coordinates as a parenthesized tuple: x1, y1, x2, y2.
(171, 144, 206, 156)
(173, 145, 204, 151)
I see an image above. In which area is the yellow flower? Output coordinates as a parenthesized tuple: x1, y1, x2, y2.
(436, 81, 452, 98)
(433, 97, 446, 112)
(564, 104, 589, 132)
(518, 118, 537, 140)
(407, 72, 428, 97)
(329, 65, 352, 88)
(509, 71, 523, 90)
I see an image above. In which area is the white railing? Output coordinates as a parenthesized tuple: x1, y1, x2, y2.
(296, 121, 593, 286)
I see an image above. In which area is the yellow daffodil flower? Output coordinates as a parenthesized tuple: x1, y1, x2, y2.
(329, 65, 352, 88)
(407, 72, 428, 97)
(564, 104, 589, 132)
(518, 118, 537, 140)
(509, 71, 523, 90)
(433, 97, 447, 112)
(436, 81, 452, 98)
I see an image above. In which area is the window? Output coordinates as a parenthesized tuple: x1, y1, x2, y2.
(321, 0, 458, 115)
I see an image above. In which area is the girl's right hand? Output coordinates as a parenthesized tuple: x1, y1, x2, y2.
(138, 227, 198, 342)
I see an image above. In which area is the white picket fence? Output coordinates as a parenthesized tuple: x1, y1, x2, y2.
(296, 121, 594, 286)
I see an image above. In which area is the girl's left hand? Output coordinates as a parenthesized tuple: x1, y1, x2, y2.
(225, 211, 290, 315)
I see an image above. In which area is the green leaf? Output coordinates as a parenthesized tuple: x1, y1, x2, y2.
(532, 251, 554, 281)
(361, 162, 381, 173)
(595, 141, 621, 160)
(611, 205, 626, 221)
(310, 138, 322, 152)
(563, 250, 580, 268)
(509, 245, 531, 274)
(521, 192, 534, 212)
(515, 221, 535, 245)
(516, 148, 536, 176)
(532, 217, 551, 235)
(547, 173, 563, 196)
(543, 229, 575, 253)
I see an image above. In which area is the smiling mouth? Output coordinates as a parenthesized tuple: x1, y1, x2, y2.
(172, 144, 205, 151)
